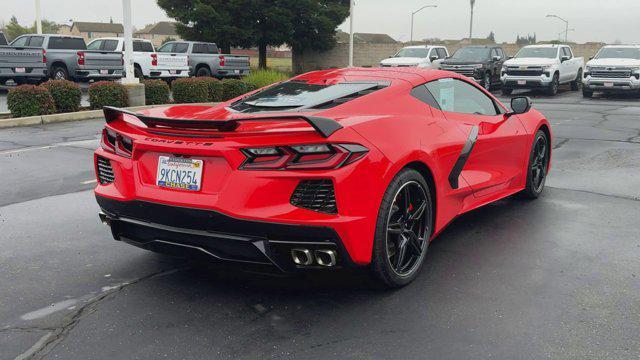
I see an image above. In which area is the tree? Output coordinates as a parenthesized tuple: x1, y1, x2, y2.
(4, 16, 60, 41)
(486, 31, 495, 43)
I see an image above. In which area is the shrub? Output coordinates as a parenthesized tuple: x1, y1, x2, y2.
(141, 79, 170, 105)
(242, 69, 289, 89)
(171, 78, 210, 104)
(88, 81, 129, 109)
(41, 80, 82, 113)
(198, 77, 224, 102)
(221, 79, 258, 101)
(7, 85, 56, 118)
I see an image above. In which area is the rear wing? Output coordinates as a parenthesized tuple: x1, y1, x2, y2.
(103, 106, 343, 138)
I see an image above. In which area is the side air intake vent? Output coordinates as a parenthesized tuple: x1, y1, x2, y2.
(97, 156, 115, 184)
(290, 180, 337, 214)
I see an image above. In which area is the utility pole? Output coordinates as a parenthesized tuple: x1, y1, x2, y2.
(469, 0, 475, 42)
(547, 14, 569, 43)
(349, 0, 355, 67)
(35, 0, 42, 34)
(410, 5, 438, 44)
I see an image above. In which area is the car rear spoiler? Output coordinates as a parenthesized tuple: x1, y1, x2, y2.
(102, 106, 343, 138)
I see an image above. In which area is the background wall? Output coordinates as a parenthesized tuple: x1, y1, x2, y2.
(294, 43, 605, 74)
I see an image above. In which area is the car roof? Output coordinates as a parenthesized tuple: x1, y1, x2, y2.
(524, 44, 565, 48)
(601, 45, 640, 48)
(293, 67, 455, 86)
(88, 37, 149, 42)
(403, 45, 442, 49)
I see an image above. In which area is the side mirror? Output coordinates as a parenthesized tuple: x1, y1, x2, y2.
(430, 56, 438, 62)
(492, 56, 501, 62)
(561, 55, 570, 63)
(508, 96, 532, 117)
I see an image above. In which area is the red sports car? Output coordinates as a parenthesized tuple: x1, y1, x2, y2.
(94, 67, 551, 287)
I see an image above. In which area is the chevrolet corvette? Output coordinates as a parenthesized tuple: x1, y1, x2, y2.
(94, 67, 551, 287)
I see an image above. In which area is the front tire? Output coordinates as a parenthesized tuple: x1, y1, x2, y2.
(502, 88, 513, 96)
(483, 72, 492, 91)
(546, 73, 559, 96)
(371, 169, 433, 288)
(582, 88, 594, 98)
(521, 130, 550, 199)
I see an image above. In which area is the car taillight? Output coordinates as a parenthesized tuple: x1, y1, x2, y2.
(101, 128, 133, 158)
(219, 55, 225, 67)
(42, 49, 47, 63)
(240, 143, 368, 170)
(77, 51, 85, 65)
(151, 53, 157, 67)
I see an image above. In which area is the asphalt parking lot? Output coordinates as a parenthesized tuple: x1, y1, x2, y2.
(1, 88, 639, 359)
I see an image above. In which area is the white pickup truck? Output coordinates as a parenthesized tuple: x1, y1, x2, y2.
(380, 45, 449, 68)
(501, 44, 584, 96)
(87, 37, 189, 81)
(582, 45, 640, 98)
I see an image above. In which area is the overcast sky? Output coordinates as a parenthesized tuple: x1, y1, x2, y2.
(2, 0, 638, 44)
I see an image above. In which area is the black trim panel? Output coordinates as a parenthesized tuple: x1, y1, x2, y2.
(448, 126, 479, 189)
(103, 106, 343, 138)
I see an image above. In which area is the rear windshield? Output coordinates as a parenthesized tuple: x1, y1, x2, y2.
(133, 41, 154, 52)
(515, 47, 557, 59)
(48, 37, 86, 50)
(450, 47, 491, 62)
(230, 81, 386, 113)
(192, 43, 219, 54)
(595, 47, 640, 60)
(394, 48, 429, 58)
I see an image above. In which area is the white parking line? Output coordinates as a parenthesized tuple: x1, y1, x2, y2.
(0, 139, 99, 156)
(81, 179, 98, 185)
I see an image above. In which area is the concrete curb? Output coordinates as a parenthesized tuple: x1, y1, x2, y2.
(0, 103, 219, 129)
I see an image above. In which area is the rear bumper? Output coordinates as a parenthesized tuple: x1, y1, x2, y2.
(147, 69, 190, 79)
(214, 68, 251, 77)
(96, 195, 357, 272)
(0, 67, 48, 79)
(75, 69, 124, 79)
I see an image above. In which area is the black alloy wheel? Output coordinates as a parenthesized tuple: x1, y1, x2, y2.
(371, 169, 433, 288)
(521, 130, 550, 199)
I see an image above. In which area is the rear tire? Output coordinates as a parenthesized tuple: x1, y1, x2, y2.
(520, 130, 550, 199)
(51, 65, 69, 81)
(196, 66, 211, 77)
(134, 65, 143, 79)
(371, 169, 433, 288)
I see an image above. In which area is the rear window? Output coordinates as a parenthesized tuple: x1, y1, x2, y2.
(48, 37, 86, 50)
(173, 43, 189, 53)
(230, 81, 387, 113)
(102, 40, 119, 51)
(193, 43, 219, 54)
(0, 33, 7, 46)
(133, 41, 154, 52)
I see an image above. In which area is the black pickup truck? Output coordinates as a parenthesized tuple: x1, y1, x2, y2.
(439, 45, 508, 91)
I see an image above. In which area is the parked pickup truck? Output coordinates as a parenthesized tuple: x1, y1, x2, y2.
(0, 38, 48, 84)
(501, 44, 584, 96)
(380, 45, 449, 68)
(87, 37, 189, 81)
(158, 41, 250, 78)
(9, 34, 124, 81)
(440, 45, 507, 91)
(582, 45, 640, 98)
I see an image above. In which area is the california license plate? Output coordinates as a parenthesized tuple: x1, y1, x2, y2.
(517, 80, 527, 85)
(100, 69, 109, 75)
(15, 67, 26, 73)
(604, 82, 614, 87)
(169, 70, 178, 74)
(234, 69, 240, 74)
(156, 156, 203, 191)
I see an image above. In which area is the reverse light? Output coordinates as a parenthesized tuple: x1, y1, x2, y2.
(101, 128, 132, 158)
(77, 51, 85, 66)
(150, 53, 158, 67)
(240, 143, 368, 170)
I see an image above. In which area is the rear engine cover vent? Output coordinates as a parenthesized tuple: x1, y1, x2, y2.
(290, 180, 337, 214)
(97, 156, 115, 184)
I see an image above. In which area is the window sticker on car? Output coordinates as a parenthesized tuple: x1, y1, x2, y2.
(439, 79, 455, 112)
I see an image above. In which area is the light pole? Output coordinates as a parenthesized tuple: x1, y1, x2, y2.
(410, 5, 437, 44)
(35, 0, 42, 34)
(558, 28, 574, 41)
(547, 14, 569, 43)
(349, 0, 355, 67)
(121, 0, 138, 84)
(469, 0, 475, 42)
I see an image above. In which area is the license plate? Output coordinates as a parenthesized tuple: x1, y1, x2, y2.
(604, 82, 614, 87)
(234, 69, 240, 74)
(156, 156, 203, 191)
(169, 70, 178, 74)
(517, 80, 527, 85)
(100, 69, 109, 75)
(15, 67, 26, 73)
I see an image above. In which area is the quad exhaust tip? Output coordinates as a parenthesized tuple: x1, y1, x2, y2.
(290, 248, 337, 267)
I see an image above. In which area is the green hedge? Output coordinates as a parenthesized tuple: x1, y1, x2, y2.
(88, 81, 129, 109)
(41, 80, 82, 113)
(221, 79, 258, 101)
(198, 77, 224, 102)
(171, 78, 210, 103)
(242, 69, 289, 89)
(7, 85, 56, 118)
(141, 79, 170, 105)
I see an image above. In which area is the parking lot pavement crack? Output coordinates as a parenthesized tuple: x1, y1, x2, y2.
(553, 138, 570, 150)
(14, 267, 187, 360)
(547, 186, 640, 202)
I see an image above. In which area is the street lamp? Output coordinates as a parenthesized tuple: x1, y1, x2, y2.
(410, 5, 437, 44)
(558, 28, 575, 41)
(547, 14, 569, 43)
(35, 0, 42, 34)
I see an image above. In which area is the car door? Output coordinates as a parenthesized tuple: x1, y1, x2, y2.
(491, 48, 505, 83)
(424, 78, 529, 197)
(559, 47, 573, 82)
